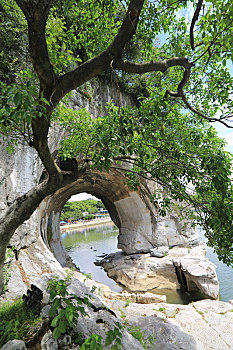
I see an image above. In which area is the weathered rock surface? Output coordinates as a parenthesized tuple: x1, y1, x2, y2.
(41, 330, 58, 350)
(99, 245, 219, 299)
(0, 340, 27, 350)
(104, 290, 167, 303)
(173, 256, 219, 299)
(100, 251, 179, 291)
(107, 299, 233, 350)
(150, 246, 169, 257)
(0, 255, 230, 350)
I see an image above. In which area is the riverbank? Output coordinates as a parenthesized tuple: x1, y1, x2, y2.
(60, 217, 113, 232)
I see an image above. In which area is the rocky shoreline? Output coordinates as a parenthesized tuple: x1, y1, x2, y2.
(1, 236, 233, 350)
(1, 253, 233, 350)
(60, 217, 113, 232)
(97, 243, 219, 300)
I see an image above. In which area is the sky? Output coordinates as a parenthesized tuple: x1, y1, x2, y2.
(214, 122, 233, 153)
(69, 192, 99, 201)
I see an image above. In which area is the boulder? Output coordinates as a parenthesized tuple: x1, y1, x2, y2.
(173, 256, 219, 299)
(100, 252, 179, 291)
(41, 330, 58, 350)
(0, 340, 26, 350)
(150, 246, 169, 257)
(99, 246, 219, 299)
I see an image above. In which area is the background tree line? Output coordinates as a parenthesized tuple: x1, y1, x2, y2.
(60, 199, 106, 222)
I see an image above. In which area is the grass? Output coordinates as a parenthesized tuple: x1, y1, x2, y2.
(128, 326, 156, 349)
(0, 298, 42, 348)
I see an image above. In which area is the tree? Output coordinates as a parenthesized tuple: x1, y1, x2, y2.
(0, 0, 233, 292)
(60, 200, 105, 221)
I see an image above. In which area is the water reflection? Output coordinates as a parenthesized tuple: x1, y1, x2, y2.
(198, 229, 233, 302)
(62, 222, 122, 292)
(149, 287, 206, 305)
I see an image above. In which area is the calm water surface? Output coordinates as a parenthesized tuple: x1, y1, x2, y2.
(198, 229, 233, 302)
(62, 223, 233, 303)
(62, 222, 122, 292)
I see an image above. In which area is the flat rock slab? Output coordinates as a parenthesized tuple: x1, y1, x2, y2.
(107, 299, 233, 350)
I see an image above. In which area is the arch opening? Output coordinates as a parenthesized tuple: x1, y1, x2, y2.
(37, 168, 213, 303)
(38, 168, 163, 267)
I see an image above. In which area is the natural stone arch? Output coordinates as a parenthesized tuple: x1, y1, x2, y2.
(38, 167, 198, 267)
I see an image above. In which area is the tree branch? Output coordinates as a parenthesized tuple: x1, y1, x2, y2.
(181, 94, 233, 128)
(164, 60, 233, 128)
(108, 0, 144, 60)
(165, 61, 192, 98)
(31, 115, 62, 175)
(15, 0, 57, 94)
(0, 169, 80, 248)
(113, 57, 190, 73)
(190, 0, 203, 51)
(52, 0, 145, 104)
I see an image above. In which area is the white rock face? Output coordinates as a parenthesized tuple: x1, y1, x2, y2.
(104, 290, 167, 303)
(0, 340, 27, 350)
(101, 252, 179, 291)
(173, 256, 219, 299)
(41, 330, 58, 350)
(107, 299, 233, 350)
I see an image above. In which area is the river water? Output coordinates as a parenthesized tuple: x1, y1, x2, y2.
(198, 228, 233, 302)
(61, 222, 122, 292)
(62, 222, 233, 303)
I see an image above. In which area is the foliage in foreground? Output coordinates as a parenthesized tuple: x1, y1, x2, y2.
(0, 298, 42, 348)
(47, 276, 155, 349)
(47, 276, 124, 349)
(0, 274, 156, 349)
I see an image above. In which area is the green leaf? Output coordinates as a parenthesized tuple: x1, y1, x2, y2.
(49, 304, 58, 317)
(106, 330, 115, 346)
(13, 92, 22, 107)
(65, 308, 73, 323)
(110, 345, 119, 350)
(58, 320, 67, 333)
(115, 337, 122, 346)
(55, 297, 61, 307)
(53, 327, 62, 340)
(51, 315, 59, 327)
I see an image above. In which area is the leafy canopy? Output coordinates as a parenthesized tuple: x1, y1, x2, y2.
(58, 93, 233, 265)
